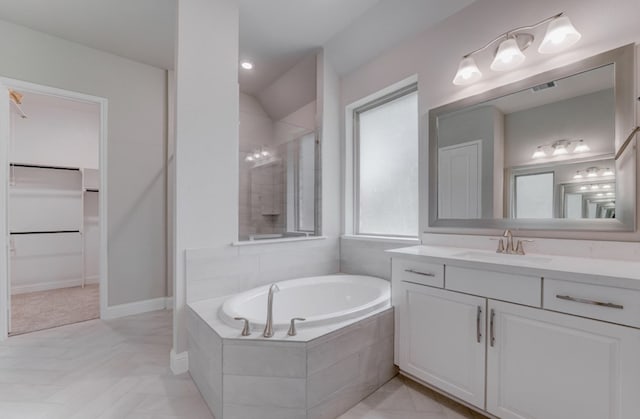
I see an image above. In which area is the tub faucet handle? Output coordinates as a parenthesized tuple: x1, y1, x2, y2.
(234, 317, 251, 336)
(287, 318, 306, 336)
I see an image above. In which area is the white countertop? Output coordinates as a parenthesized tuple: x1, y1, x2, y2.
(387, 245, 640, 290)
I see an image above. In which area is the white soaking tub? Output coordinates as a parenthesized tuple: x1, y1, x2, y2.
(219, 274, 390, 331)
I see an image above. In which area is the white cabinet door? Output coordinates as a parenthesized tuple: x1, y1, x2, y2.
(487, 300, 640, 419)
(398, 282, 486, 408)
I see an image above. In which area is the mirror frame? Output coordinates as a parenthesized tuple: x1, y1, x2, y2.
(428, 44, 636, 233)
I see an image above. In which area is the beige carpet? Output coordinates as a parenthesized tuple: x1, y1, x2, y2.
(10, 284, 99, 335)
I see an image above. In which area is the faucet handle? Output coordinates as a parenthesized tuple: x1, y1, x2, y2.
(490, 238, 505, 253)
(515, 239, 534, 255)
(234, 317, 252, 336)
(287, 318, 306, 336)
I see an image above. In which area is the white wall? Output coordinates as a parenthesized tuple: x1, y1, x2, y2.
(0, 19, 167, 306)
(339, 0, 640, 275)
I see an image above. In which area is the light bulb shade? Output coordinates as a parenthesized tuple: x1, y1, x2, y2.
(532, 147, 546, 159)
(573, 140, 590, 153)
(538, 16, 581, 54)
(453, 56, 482, 85)
(490, 38, 526, 71)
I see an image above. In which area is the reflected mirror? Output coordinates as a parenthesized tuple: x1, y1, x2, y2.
(238, 51, 319, 241)
(429, 45, 636, 232)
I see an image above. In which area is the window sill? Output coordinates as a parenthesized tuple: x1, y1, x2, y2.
(341, 234, 420, 245)
(232, 235, 327, 247)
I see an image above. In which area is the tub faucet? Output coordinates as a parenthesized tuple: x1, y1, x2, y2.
(263, 283, 280, 338)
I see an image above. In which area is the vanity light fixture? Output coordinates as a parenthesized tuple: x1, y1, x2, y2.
(244, 147, 272, 163)
(552, 140, 570, 156)
(531, 146, 547, 159)
(606, 192, 614, 196)
(452, 12, 581, 86)
(573, 171, 583, 179)
(586, 167, 599, 178)
(596, 193, 604, 197)
(580, 185, 588, 191)
(240, 61, 254, 70)
(573, 139, 590, 153)
(591, 184, 599, 190)
(602, 184, 612, 189)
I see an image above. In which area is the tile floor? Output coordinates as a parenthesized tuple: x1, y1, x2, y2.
(0, 310, 485, 419)
(10, 284, 100, 335)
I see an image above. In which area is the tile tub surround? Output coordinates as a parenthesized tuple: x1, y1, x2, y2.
(187, 299, 396, 419)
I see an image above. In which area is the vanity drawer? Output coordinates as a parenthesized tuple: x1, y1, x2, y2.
(392, 258, 444, 288)
(544, 279, 640, 328)
(446, 266, 541, 307)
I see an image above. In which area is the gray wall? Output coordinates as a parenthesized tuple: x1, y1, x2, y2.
(0, 19, 167, 306)
(505, 89, 615, 167)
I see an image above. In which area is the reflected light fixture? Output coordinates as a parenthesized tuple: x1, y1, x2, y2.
(531, 146, 547, 159)
(596, 193, 604, 197)
(552, 140, 569, 156)
(240, 61, 254, 70)
(591, 184, 599, 190)
(573, 139, 590, 153)
(602, 184, 612, 189)
(579, 186, 588, 191)
(603, 168, 614, 176)
(573, 171, 583, 179)
(586, 167, 599, 178)
(606, 192, 614, 197)
(452, 12, 581, 86)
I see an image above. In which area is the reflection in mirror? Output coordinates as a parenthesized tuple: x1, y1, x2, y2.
(430, 45, 636, 233)
(437, 63, 616, 221)
(238, 55, 318, 241)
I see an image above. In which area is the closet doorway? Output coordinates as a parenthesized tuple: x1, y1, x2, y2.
(0, 79, 108, 337)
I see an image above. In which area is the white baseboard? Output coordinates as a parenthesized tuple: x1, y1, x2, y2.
(170, 349, 189, 375)
(11, 276, 100, 295)
(165, 296, 174, 310)
(103, 297, 168, 320)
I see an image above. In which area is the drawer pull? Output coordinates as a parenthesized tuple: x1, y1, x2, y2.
(556, 294, 624, 310)
(404, 269, 436, 277)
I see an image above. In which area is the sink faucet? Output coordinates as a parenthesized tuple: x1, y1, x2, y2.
(503, 229, 515, 254)
(263, 283, 280, 338)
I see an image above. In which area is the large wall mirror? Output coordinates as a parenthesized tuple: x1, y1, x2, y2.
(429, 45, 636, 233)
(237, 46, 320, 241)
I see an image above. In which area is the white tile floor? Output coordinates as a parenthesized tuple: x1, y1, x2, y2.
(0, 310, 485, 419)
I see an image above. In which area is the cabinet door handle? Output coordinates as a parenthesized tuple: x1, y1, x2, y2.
(555, 294, 624, 310)
(489, 309, 496, 347)
(476, 306, 482, 343)
(404, 269, 436, 277)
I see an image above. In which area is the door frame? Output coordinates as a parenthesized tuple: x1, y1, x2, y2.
(0, 78, 108, 340)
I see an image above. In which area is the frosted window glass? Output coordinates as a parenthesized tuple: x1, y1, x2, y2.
(358, 90, 418, 236)
(515, 173, 554, 218)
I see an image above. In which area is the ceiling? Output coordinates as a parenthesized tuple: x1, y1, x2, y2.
(0, 0, 474, 94)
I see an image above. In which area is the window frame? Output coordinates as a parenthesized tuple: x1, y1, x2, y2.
(352, 82, 419, 238)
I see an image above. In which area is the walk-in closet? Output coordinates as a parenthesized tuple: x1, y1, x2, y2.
(8, 89, 101, 335)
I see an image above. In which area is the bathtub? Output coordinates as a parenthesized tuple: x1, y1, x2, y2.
(219, 274, 390, 331)
(187, 274, 395, 419)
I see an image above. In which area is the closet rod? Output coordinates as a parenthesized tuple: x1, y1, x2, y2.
(10, 163, 80, 171)
(10, 230, 81, 235)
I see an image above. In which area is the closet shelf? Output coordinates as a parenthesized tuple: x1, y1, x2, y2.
(10, 230, 81, 235)
(10, 162, 81, 172)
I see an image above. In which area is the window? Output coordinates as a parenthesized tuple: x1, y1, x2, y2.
(514, 172, 554, 218)
(354, 84, 418, 237)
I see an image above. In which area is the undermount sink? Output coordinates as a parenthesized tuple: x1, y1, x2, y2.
(452, 250, 553, 264)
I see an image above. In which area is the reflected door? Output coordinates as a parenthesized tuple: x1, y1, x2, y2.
(438, 140, 482, 219)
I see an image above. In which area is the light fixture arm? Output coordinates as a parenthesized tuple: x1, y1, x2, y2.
(614, 126, 640, 161)
(462, 12, 564, 58)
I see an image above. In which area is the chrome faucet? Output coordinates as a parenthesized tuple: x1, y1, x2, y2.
(495, 229, 534, 255)
(503, 229, 515, 254)
(263, 283, 280, 338)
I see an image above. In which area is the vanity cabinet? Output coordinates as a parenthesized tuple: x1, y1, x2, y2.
(392, 255, 640, 419)
(397, 281, 486, 408)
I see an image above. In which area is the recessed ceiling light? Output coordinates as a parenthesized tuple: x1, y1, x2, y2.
(240, 61, 254, 70)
